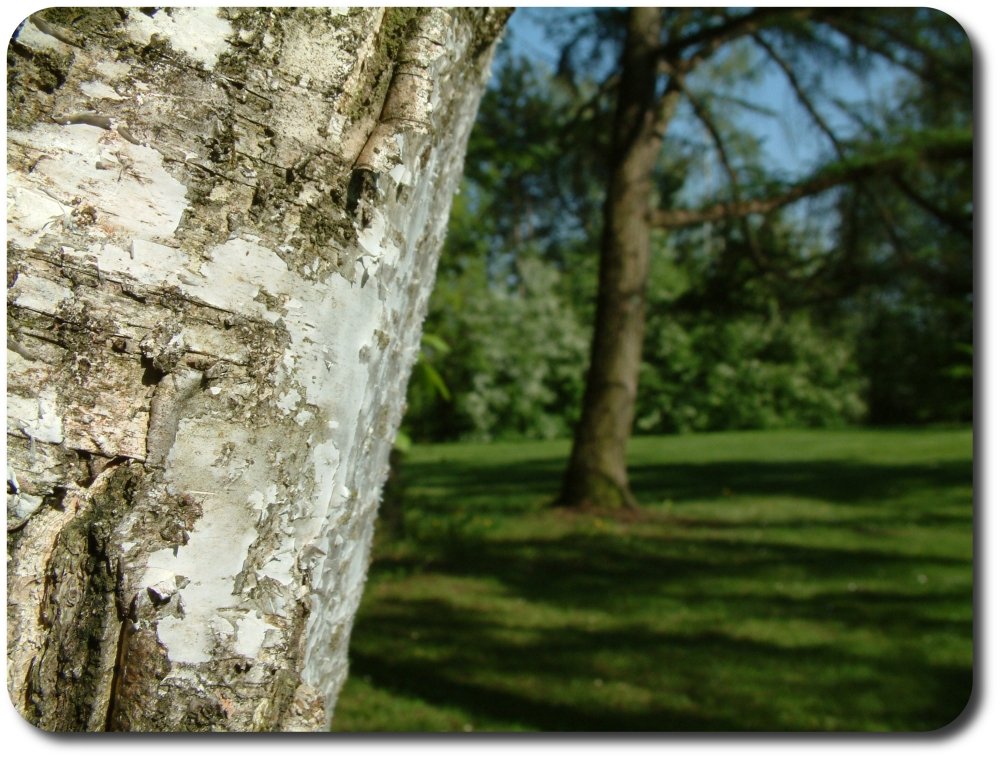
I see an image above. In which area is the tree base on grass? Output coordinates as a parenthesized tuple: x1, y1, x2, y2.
(557, 468, 638, 511)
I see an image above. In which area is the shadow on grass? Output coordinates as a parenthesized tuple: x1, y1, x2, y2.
(406, 456, 970, 513)
(342, 442, 972, 732)
(375, 532, 972, 620)
(351, 528, 971, 730)
(346, 591, 972, 731)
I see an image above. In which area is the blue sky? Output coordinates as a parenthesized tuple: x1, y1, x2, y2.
(497, 7, 905, 186)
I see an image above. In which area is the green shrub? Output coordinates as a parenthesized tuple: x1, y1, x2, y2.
(637, 311, 867, 433)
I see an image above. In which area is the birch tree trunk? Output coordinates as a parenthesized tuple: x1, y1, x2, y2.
(6, 6, 507, 731)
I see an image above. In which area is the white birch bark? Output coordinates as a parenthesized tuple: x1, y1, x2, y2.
(6, 6, 506, 731)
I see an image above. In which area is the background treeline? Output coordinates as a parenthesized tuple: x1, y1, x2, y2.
(404, 9, 972, 443)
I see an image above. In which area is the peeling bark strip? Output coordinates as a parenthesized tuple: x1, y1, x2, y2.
(348, 10, 442, 228)
(7, 7, 509, 731)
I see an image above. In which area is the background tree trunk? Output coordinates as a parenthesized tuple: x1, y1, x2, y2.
(558, 7, 667, 509)
(6, 6, 507, 731)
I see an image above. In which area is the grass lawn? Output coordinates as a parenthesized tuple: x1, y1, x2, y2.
(331, 428, 973, 732)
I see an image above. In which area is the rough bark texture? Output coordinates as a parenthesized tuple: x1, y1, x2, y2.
(7, 6, 507, 731)
(559, 7, 666, 510)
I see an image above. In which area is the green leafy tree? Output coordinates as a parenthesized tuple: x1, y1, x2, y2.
(401, 9, 969, 458)
(555, 7, 971, 508)
(403, 49, 608, 442)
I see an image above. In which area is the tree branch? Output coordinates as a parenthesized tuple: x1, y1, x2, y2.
(749, 29, 911, 260)
(751, 31, 846, 159)
(661, 7, 814, 73)
(652, 81, 682, 137)
(652, 125, 971, 230)
(889, 174, 973, 238)
(675, 76, 767, 267)
(812, 10, 965, 92)
(651, 171, 850, 229)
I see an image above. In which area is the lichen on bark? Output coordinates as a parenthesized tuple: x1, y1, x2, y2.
(8, 6, 508, 731)
(26, 464, 141, 731)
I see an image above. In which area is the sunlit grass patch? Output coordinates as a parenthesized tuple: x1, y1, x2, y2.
(333, 427, 972, 732)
